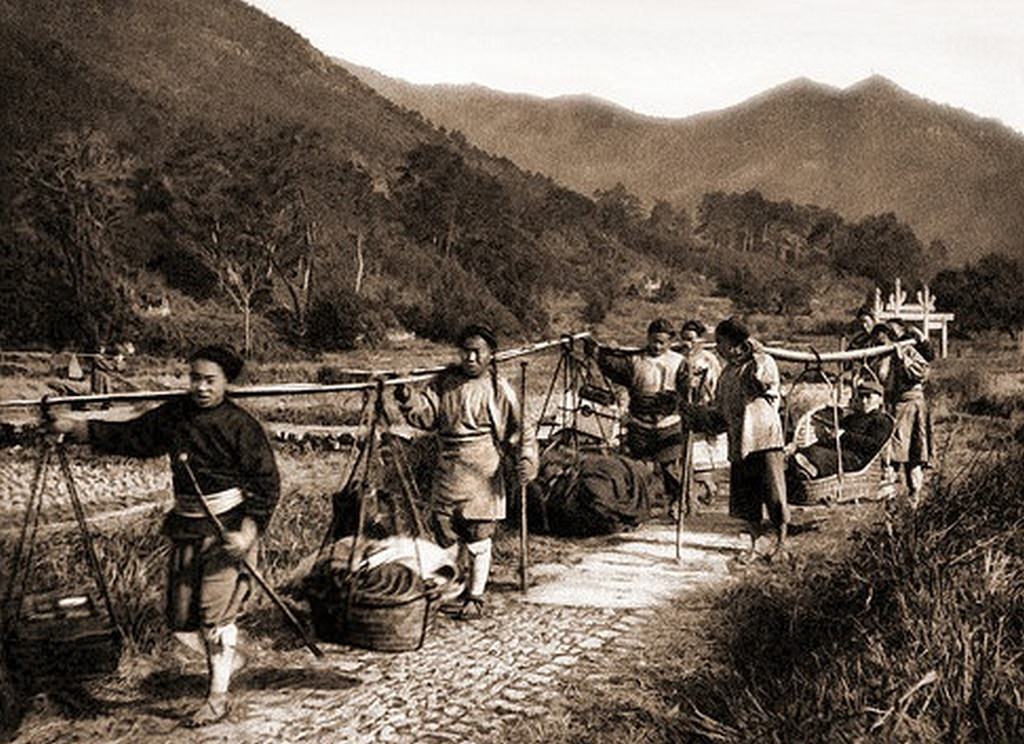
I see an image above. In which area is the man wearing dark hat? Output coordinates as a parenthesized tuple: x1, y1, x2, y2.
(47, 345, 280, 726)
(395, 325, 537, 617)
(585, 318, 687, 508)
(871, 322, 931, 505)
(788, 378, 893, 482)
(682, 318, 788, 561)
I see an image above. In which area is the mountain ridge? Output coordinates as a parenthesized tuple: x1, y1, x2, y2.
(338, 60, 1024, 264)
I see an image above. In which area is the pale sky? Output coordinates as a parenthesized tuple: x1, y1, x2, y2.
(248, 0, 1024, 133)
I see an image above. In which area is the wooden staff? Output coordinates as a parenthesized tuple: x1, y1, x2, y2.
(518, 360, 530, 593)
(178, 454, 324, 659)
(676, 368, 707, 562)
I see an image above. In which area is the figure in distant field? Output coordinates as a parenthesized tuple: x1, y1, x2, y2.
(89, 348, 113, 395)
(48, 345, 280, 727)
(787, 378, 893, 486)
(871, 322, 932, 506)
(682, 318, 788, 562)
(395, 324, 537, 618)
(585, 318, 686, 509)
(678, 319, 721, 509)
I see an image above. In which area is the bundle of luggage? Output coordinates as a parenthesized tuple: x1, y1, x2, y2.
(301, 485, 459, 652)
(527, 446, 653, 537)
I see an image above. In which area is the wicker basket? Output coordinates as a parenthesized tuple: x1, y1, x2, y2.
(309, 563, 439, 653)
(800, 452, 885, 505)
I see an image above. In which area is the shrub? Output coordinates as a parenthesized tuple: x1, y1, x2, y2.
(305, 288, 394, 350)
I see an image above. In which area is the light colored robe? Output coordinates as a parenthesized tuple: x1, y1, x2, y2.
(400, 368, 538, 520)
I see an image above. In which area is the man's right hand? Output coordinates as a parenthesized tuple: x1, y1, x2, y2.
(393, 384, 412, 404)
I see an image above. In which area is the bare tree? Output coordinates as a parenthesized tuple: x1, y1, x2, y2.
(14, 130, 134, 348)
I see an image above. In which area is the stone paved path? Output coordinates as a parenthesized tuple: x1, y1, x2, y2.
(13, 512, 747, 744)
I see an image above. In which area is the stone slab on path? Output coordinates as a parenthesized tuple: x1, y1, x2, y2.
(523, 512, 747, 609)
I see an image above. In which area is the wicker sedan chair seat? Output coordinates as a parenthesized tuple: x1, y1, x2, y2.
(794, 406, 896, 505)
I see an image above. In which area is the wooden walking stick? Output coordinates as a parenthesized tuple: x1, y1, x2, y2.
(676, 368, 707, 562)
(518, 361, 530, 593)
(177, 453, 324, 658)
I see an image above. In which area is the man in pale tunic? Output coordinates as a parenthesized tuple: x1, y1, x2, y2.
(587, 318, 687, 508)
(683, 318, 789, 561)
(871, 322, 931, 506)
(678, 319, 722, 507)
(396, 324, 537, 616)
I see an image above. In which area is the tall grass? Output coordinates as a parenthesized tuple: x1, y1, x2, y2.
(516, 450, 1024, 743)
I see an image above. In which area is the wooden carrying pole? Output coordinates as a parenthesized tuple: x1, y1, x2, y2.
(178, 454, 324, 659)
(518, 361, 529, 593)
(0, 332, 594, 410)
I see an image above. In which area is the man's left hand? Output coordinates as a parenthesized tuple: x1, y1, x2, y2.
(223, 517, 258, 559)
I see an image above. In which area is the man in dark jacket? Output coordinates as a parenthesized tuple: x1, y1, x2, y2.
(789, 379, 892, 480)
(48, 345, 280, 726)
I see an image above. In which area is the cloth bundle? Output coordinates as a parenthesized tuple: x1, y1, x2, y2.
(527, 447, 653, 537)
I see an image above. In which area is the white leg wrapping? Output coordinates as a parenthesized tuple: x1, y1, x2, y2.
(203, 623, 238, 695)
(466, 538, 492, 598)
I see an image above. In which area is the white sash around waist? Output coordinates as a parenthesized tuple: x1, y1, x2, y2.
(174, 487, 244, 518)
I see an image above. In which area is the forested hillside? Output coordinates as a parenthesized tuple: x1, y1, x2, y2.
(0, 0, 661, 354)
(342, 62, 1024, 266)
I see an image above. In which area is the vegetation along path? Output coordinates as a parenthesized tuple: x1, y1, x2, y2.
(9, 504, 787, 744)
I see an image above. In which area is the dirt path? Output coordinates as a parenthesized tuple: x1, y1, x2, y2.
(11, 509, 754, 744)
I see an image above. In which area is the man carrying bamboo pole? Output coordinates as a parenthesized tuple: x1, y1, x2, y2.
(681, 318, 789, 563)
(394, 325, 537, 617)
(585, 318, 686, 513)
(47, 345, 280, 727)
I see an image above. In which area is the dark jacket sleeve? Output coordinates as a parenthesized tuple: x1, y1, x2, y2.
(839, 412, 892, 459)
(595, 348, 634, 388)
(235, 414, 281, 532)
(88, 402, 175, 458)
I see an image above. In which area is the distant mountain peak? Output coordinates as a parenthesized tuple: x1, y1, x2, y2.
(844, 74, 908, 97)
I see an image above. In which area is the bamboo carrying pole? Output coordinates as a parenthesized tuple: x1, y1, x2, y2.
(518, 361, 529, 593)
(178, 454, 325, 659)
(0, 333, 594, 409)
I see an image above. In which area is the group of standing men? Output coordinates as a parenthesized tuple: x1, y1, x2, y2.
(587, 317, 788, 563)
(37, 310, 933, 724)
(46, 326, 536, 725)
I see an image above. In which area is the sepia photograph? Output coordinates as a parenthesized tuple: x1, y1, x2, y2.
(1, 1, 1023, 741)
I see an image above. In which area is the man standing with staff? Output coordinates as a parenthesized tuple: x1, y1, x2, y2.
(678, 319, 721, 510)
(47, 345, 280, 727)
(395, 324, 537, 618)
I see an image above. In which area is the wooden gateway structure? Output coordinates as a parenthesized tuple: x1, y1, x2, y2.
(872, 278, 955, 358)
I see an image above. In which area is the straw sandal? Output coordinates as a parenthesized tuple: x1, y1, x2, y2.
(185, 697, 230, 728)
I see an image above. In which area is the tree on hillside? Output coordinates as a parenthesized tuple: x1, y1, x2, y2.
(932, 252, 1024, 335)
(265, 128, 381, 340)
(12, 130, 136, 348)
(162, 124, 293, 356)
(832, 212, 925, 287)
(394, 144, 472, 258)
(594, 183, 644, 237)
